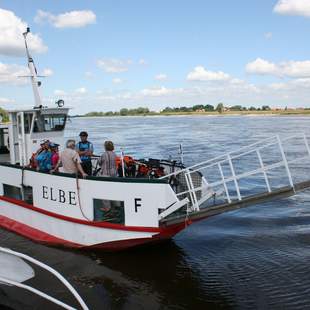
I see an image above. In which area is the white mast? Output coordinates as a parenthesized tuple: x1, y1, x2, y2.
(22, 27, 43, 108)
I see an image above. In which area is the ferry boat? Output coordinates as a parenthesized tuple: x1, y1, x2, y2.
(1, 28, 310, 251)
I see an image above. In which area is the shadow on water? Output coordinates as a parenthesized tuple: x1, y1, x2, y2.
(79, 240, 232, 309)
(0, 230, 232, 310)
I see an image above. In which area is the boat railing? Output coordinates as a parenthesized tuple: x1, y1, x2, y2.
(160, 133, 310, 212)
(0, 247, 89, 310)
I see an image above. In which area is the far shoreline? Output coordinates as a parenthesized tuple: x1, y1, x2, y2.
(72, 110, 310, 118)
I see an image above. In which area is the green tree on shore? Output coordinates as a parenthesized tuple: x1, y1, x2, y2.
(120, 108, 129, 116)
(204, 104, 214, 111)
(192, 104, 204, 111)
(262, 105, 271, 111)
(80, 104, 302, 117)
(230, 105, 243, 111)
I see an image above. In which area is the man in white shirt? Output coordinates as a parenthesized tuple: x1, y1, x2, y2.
(51, 139, 87, 177)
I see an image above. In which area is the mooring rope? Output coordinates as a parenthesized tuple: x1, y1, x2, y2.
(75, 172, 92, 221)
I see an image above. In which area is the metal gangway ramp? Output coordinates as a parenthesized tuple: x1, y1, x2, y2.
(159, 133, 310, 223)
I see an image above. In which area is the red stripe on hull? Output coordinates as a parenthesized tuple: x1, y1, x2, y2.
(0, 214, 189, 251)
(0, 214, 82, 248)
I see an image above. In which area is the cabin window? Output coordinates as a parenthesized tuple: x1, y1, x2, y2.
(2, 184, 33, 204)
(23, 186, 33, 204)
(33, 114, 67, 132)
(93, 199, 125, 224)
(0, 128, 9, 154)
(24, 113, 34, 134)
(3, 184, 22, 200)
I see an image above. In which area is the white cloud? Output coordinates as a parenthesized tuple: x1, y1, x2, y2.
(85, 71, 93, 78)
(246, 58, 310, 78)
(155, 73, 168, 81)
(266, 78, 310, 102)
(112, 78, 123, 84)
(0, 97, 14, 104)
(291, 77, 310, 87)
(75, 87, 87, 95)
(230, 78, 245, 85)
(54, 89, 66, 96)
(0, 8, 47, 57)
(0, 62, 29, 85)
(34, 9, 96, 28)
(141, 86, 183, 97)
(97, 95, 118, 101)
(97, 59, 131, 73)
(246, 58, 278, 75)
(138, 58, 147, 65)
(75, 87, 87, 94)
(269, 82, 287, 90)
(281, 60, 310, 77)
(187, 66, 231, 81)
(274, 0, 310, 17)
(42, 68, 53, 76)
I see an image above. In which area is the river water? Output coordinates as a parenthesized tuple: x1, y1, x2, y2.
(2, 115, 310, 309)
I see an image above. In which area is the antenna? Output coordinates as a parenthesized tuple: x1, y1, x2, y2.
(23, 27, 43, 109)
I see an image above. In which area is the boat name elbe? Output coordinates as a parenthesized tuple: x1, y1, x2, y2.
(42, 186, 77, 206)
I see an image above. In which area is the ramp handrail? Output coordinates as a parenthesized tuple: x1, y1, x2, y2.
(0, 247, 89, 310)
(161, 133, 310, 212)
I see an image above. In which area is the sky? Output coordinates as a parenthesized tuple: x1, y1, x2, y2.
(1, 0, 310, 114)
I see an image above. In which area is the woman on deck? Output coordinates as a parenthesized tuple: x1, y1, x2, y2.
(98, 140, 117, 177)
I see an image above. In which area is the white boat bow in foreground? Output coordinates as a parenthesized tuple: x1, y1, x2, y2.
(0, 247, 88, 309)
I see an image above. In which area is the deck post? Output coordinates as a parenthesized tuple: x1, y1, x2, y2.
(277, 135, 294, 190)
(184, 170, 195, 209)
(185, 169, 199, 211)
(17, 112, 26, 166)
(303, 133, 310, 160)
(227, 154, 242, 201)
(218, 162, 231, 203)
(256, 149, 271, 193)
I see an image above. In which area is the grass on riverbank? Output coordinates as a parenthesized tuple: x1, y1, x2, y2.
(160, 109, 310, 116)
(75, 109, 310, 118)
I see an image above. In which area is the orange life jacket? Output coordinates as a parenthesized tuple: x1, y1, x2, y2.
(115, 155, 135, 167)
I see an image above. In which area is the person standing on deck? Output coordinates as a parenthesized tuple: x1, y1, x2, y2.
(51, 139, 87, 178)
(29, 139, 49, 168)
(76, 131, 94, 176)
(35, 140, 52, 172)
(50, 143, 60, 171)
(98, 140, 117, 177)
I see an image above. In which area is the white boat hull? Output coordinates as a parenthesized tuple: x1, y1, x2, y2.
(0, 197, 187, 250)
(0, 164, 187, 251)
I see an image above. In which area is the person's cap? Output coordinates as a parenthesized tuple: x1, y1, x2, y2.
(79, 131, 88, 137)
(49, 142, 59, 148)
(40, 139, 50, 145)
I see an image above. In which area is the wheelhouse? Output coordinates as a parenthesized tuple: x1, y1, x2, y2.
(4, 107, 69, 166)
